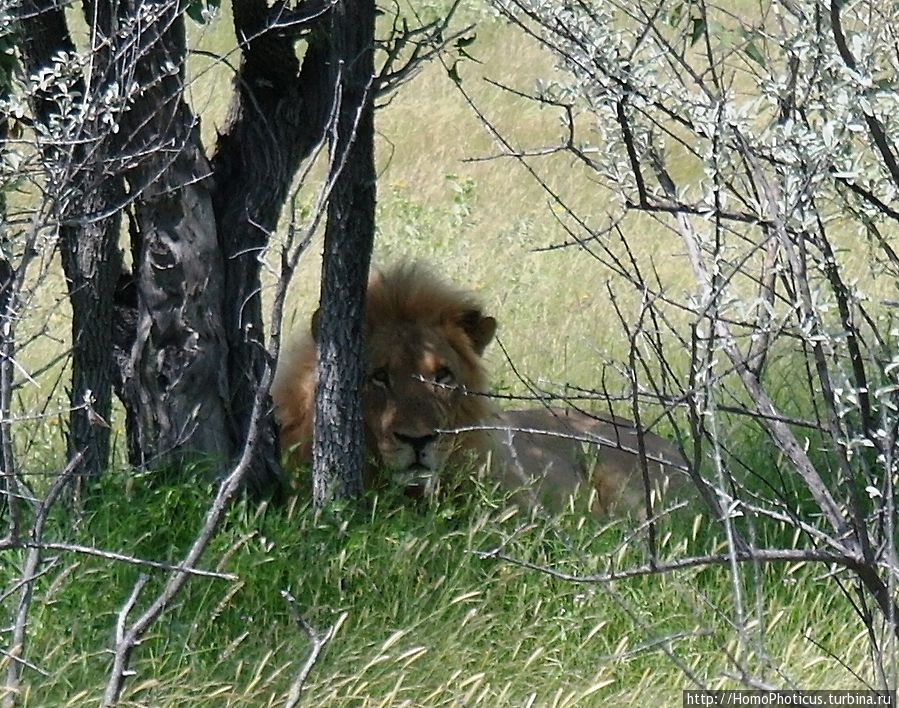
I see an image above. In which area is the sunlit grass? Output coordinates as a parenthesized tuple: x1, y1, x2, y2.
(0, 471, 874, 706)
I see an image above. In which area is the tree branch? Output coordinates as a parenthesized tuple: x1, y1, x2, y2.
(102, 359, 277, 705)
(282, 592, 346, 708)
(477, 546, 866, 584)
(829, 0, 899, 188)
(3, 453, 80, 708)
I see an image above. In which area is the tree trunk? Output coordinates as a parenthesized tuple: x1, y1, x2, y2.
(209, 0, 334, 495)
(312, 0, 378, 508)
(0, 250, 12, 526)
(18, 0, 123, 481)
(112, 0, 235, 467)
(0, 100, 13, 524)
(19, 0, 378, 497)
(126, 141, 231, 469)
(59, 201, 123, 481)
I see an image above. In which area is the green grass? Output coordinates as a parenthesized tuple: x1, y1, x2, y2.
(0, 471, 875, 706)
(5, 3, 898, 705)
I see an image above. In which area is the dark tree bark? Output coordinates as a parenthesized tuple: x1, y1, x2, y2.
(124, 137, 231, 470)
(0, 69, 13, 524)
(111, 0, 230, 466)
(312, 0, 378, 507)
(19, 0, 231, 480)
(18, 0, 382, 499)
(209, 0, 334, 495)
(60, 191, 124, 483)
(18, 0, 124, 482)
(0, 247, 12, 526)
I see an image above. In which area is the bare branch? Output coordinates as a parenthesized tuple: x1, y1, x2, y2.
(3, 452, 80, 707)
(101, 356, 276, 705)
(282, 592, 346, 708)
(0, 540, 237, 581)
(477, 546, 866, 585)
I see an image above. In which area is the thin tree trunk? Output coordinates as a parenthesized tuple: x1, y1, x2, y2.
(312, 0, 377, 507)
(0, 110, 12, 525)
(59, 203, 123, 481)
(18, 0, 122, 481)
(0, 254, 12, 525)
(0, 199, 16, 527)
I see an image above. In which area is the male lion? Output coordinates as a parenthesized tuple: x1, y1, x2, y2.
(272, 263, 688, 517)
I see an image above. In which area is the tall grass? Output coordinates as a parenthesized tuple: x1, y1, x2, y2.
(0, 469, 873, 706)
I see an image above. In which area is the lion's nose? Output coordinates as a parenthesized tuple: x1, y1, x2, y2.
(394, 432, 438, 453)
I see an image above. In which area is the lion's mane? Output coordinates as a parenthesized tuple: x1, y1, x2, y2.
(272, 263, 498, 484)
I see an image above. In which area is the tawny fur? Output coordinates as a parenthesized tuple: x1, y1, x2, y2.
(272, 263, 688, 517)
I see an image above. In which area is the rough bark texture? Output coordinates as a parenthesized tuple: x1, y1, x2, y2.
(312, 1, 378, 507)
(0, 253, 11, 523)
(0, 103, 12, 522)
(114, 1, 231, 469)
(59, 198, 123, 479)
(18, 0, 374, 497)
(209, 0, 333, 495)
(126, 141, 231, 469)
(18, 0, 123, 480)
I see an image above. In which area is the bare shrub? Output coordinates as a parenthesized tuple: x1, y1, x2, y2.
(470, 0, 899, 689)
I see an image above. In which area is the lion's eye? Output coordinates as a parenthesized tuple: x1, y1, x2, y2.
(369, 368, 390, 388)
(433, 366, 455, 386)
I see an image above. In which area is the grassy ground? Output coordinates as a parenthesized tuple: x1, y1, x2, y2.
(0, 471, 876, 706)
(4, 3, 895, 706)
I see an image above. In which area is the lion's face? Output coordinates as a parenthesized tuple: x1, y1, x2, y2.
(362, 313, 495, 495)
(272, 263, 498, 496)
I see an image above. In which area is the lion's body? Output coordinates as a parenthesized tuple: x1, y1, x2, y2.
(273, 263, 687, 517)
(491, 407, 687, 517)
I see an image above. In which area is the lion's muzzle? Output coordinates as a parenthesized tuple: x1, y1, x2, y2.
(388, 431, 443, 494)
(394, 432, 438, 463)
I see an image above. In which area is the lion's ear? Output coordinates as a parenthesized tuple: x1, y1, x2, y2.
(458, 309, 497, 355)
(310, 308, 321, 343)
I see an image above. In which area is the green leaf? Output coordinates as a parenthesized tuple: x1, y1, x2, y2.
(737, 29, 767, 68)
(458, 47, 482, 64)
(455, 34, 481, 65)
(690, 17, 706, 46)
(0, 32, 20, 92)
(186, 0, 219, 25)
(186, 1, 204, 23)
(743, 39, 766, 67)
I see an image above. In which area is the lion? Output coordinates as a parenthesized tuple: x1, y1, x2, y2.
(272, 263, 689, 518)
